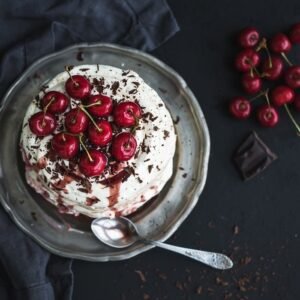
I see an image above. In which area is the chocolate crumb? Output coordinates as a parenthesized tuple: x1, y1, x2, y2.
(76, 51, 84, 61)
(163, 130, 170, 140)
(31, 212, 37, 221)
(79, 68, 89, 71)
(179, 167, 184, 170)
(175, 281, 184, 291)
(148, 165, 153, 173)
(135, 270, 146, 283)
(182, 173, 187, 178)
(122, 70, 130, 76)
(153, 126, 159, 131)
(196, 286, 203, 295)
(143, 294, 150, 300)
(173, 116, 180, 124)
(233, 225, 240, 235)
(129, 89, 138, 94)
(158, 87, 167, 94)
(111, 81, 120, 95)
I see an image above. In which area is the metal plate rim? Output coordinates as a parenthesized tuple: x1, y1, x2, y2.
(0, 43, 210, 261)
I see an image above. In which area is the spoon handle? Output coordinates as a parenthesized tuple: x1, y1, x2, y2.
(149, 241, 233, 270)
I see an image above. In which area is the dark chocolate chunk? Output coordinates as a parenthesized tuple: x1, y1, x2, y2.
(233, 131, 277, 180)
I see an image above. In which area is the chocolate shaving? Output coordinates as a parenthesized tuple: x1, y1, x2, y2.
(122, 70, 130, 76)
(129, 89, 138, 94)
(111, 81, 119, 95)
(76, 51, 84, 61)
(163, 130, 170, 140)
(148, 165, 153, 173)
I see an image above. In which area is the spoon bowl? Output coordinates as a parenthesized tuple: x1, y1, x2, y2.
(91, 216, 234, 270)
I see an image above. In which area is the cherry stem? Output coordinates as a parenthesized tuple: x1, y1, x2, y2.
(83, 101, 102, 108)
(130, 116, 140, 134)
(284, 104, 300, 136)
(65, 66, 79, 87)
(281, 53, 293, 66)
(79, 105, 101, 132)
(256, 38, 273, 68)
(249, 90, 269, 102)
(79, 135, 93, 162)
(43, 97, 55, 113)
(264, 89, 271, 107)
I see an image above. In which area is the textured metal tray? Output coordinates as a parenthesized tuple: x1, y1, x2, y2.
(0, 43, 210, 261)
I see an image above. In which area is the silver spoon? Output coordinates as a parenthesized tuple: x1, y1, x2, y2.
(91, 217, 233, 270)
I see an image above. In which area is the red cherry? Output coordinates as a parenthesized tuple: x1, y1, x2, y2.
(289, 23, 300, 44)
(241, 73, 262, 94)
(79, 150, 107, 177)
(111, 132, 137, 161)
(86, 94, 113, 117)
(235, 48, 260, 72)
(285, 66, 300, 89)
(270, 33, 292, 53)
(257, 105, 279, 127)
(65, 75, 91, 99)
(51, 133, 79, 159)
(261, 55, 284, 80)
(65, 108, 89, 133)
(271, 85, 295, 106)
(293, 94, 300, 111)
(238, 27, 260, 48)
(88, 120, 112, 146)
(229, 97, 251, 119)
(113, 102, 142, 127)
(41, 91, 69, 114)
(29, 112, 56, 136)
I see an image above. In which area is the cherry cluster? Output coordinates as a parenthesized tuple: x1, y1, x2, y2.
(28, 72, 141, 177)
(229, 24, 300, 133)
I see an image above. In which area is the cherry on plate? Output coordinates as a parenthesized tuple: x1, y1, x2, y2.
(86, 94, 113, 117)
(29, 112, 56, 136)
(65, 108, 89, 134)
(111, 132, 137, 161)
(65, 75, 91, 100)
(88, 120, 113, 146)
(41, 91, 69, 114)
(51, 133, 79, 159)
(79, 150, 107, 177)
(113, 102, 142, 127)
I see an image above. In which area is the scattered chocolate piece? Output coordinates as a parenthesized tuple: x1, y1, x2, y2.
(233, 225, 240, 235)
(196, 286, 203, 295)
(233, 131, 277, 180)
(182, 173, 187, 178)
(76, 51, 84, 61)
(173, 116, 180, 124)
(175, 281, 184, 291)
(143, 294, 150, 300)
(135, 270, 146, 283)
(31, 212, 37, 221)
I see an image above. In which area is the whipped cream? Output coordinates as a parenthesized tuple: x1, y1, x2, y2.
(20, 65, 176, 218)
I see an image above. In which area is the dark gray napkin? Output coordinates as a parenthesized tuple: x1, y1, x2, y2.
(0, 1, 179, 299)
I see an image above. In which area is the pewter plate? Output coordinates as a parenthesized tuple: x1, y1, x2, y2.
(0, 43, 210, 261)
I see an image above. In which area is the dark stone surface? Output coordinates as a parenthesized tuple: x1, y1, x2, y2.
(73, 0, 300, 299)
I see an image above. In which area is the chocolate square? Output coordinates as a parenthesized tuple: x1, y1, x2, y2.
(233, 131, 277, 180)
